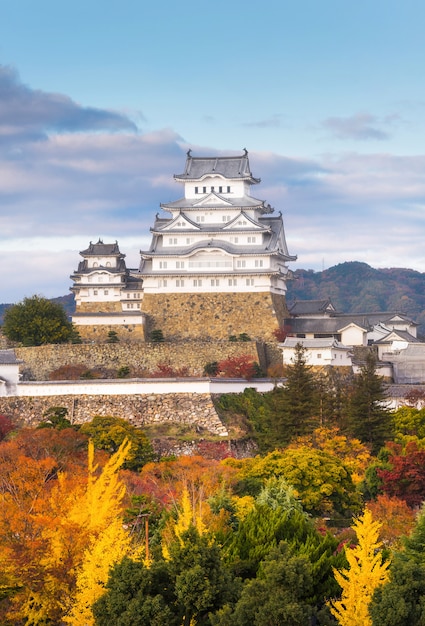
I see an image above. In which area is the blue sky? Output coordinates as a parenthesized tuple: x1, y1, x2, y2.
(1, 0, 425, 302)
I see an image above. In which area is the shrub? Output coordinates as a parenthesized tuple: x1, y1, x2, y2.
(150, 329, 164, 342)
(150, 363, 190, 378)
(228, 335, 238, 342)
(107, 330, 119, 343)
(217, 355, 259, 380)
(117, 366, 130, 378)
(49, 364, 88, 380)
(238, 333, 251, 342)
(203, 361, 219, 377)
(0, 414, 14, 440)
(272, 327, 288, 342)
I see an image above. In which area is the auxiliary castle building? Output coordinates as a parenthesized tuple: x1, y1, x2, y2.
(71, 150, 296, 341)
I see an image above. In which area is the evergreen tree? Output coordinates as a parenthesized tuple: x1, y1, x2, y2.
(3, 295, 76, 346)
(347, 352, 393, 454)
(268, 342, 319, 446)
(211, 542, 315, 626)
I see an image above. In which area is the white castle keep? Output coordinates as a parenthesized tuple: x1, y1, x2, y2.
(70, 150, 296, 341)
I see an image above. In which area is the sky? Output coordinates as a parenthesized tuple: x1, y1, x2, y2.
(1, 0, 425, 302)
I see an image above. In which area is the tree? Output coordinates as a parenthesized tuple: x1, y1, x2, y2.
(329, 509, 390, 626)
(369, 556, 425, 626)
(80, 416, 154, 471)
(347, 352, 393, 454)
(93, 557, 179, 626)
(268, 342, 319, 446)
(3, 295, 76, 346)
(377, 441, 425, 508)
(212, 542, 315, 626)
(369, 504, 425, 625)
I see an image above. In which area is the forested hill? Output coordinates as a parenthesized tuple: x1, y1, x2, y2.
(1, 263, 425, 333)
(287, 262, 425, 334)
(0, 294, 75, 325)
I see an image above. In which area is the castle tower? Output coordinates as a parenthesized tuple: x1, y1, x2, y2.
(137, 150, 296, 340)
(70, 239, 145, 341)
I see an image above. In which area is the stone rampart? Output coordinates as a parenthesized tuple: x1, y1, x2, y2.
(15, 341, 262, 381)
(142, 292, 288, 340)
(0, 392, 228, 435)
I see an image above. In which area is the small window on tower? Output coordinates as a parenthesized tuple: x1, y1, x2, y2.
(195, 187, 198, 194)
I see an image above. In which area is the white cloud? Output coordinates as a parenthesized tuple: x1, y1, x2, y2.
(1, 67, 425, 302)
(321, 113, 393, 141)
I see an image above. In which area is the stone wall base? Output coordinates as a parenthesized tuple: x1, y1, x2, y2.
(142, 291, 289, 341)
(75, 324, 145, 343)
(0, 393, 228, 435)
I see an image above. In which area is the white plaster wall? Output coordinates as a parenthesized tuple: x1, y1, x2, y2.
(72, 314, 144, 326)
(340, 326, 367, 346)
(12, 378, 277, 398)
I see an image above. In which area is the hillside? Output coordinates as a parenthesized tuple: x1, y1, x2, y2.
(286, 262, 425, 336)
(2, 263, 425, 334)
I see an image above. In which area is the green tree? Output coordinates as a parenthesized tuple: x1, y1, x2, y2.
(93, 557, 179, 626)
(212, 542, 315, 626)
(3, 295, 75, 346)
(347, 352, 393, 454)
(80, 416, 154, 471)
(370, 556, 425, 626)
(268, 342, 319, 446)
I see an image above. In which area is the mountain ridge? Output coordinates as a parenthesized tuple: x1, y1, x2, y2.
(1, 263, 425, 334)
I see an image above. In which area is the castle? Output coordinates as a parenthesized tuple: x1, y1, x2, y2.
(70, 150, 296, 341)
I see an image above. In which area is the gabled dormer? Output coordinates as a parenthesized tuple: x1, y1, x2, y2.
(223, 211, 268, 231)
(190, 192, 233, 208)
(153, 213, 200, 232)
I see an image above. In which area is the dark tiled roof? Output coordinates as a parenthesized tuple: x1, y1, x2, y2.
(80, 239, 124, 257)
(289, 299, 337, 315)
(375, 330, 420, 344)
(0, 349, 21, 365)
(174, 152, 260, 183)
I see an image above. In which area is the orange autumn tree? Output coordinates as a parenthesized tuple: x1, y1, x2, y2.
(366, 494, 416, 549)
(329, 509, 390, 626)
(0, 434, 137, 625)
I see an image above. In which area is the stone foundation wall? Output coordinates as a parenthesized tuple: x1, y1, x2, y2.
(15, 341, 261, 380)
(76, 302, 123, 313)
(75, 323, 145, 343)
(0, 393, 227, 435)
(142, 291, 289, 340)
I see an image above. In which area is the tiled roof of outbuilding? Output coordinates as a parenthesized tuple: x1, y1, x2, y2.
(0, 349, 21, 364)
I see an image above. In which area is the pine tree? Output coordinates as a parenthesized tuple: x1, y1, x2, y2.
(347, 352, 393, 454)
(329, 509, 390, 626)
(269, 342, 319, 446)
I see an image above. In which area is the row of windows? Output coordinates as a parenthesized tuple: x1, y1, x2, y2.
(126, 293, 141, 298)
(125, 302, 141, 309)
(158, 259, 264, 269)
(166, 235, 260, 245)
(158, 278, 255, 288)
(194, 186, 231, 194)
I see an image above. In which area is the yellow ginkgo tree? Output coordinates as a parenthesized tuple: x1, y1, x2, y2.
(329, 508, 390, 626)
(63, 438, 142, 626)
